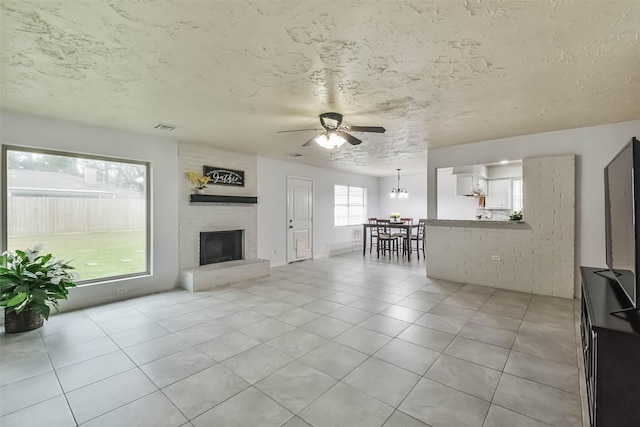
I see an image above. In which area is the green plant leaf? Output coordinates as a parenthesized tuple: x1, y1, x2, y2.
(53, 292, 69, 300)
(0, 272, 22, 283)
(6, 292, 27, 307)
(42, 304, 51, 319)
(0, 280, 19, 291)
(16, 284, 30, 293)
(30, 300, 51, 319)
(22, 270, 38, 279)
(30, 288, 47, 303)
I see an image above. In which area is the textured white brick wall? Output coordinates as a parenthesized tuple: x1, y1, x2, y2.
(179, 142, 258, 271)
(426, 155, 575, 298)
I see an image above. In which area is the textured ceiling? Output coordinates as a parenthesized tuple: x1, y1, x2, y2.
(1, 1, 639, 176)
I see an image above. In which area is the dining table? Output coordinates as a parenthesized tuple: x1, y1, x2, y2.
(362, 222, 420, 261)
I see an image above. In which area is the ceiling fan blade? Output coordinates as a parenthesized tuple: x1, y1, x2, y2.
(346, 126, 386, 133)
(277, 128, 323, 133)
(337, 131, 362, 145)
(302, 134, 322, 147)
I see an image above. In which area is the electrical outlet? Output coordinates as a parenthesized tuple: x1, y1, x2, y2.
(116, 287, 128, 294)
(491, 255, 501, 261)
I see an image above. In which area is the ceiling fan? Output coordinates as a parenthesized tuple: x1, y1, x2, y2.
(277, 112, 386, 149)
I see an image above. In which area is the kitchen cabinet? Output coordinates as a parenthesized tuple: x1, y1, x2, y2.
(478, 178, 487, 195)
(456, 174, 486, 196)
(486, 179, 511, 208)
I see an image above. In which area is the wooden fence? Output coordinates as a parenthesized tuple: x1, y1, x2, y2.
(7, 197, 145, 236)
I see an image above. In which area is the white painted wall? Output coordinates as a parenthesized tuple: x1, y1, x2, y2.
(377, 172, 428, 221)
(257, 157, 379, 266)
(0, 111, 180, 311)
(428, 120, 640, 296)
(486, 164, 522, 179)
(436, 168, 479, 220)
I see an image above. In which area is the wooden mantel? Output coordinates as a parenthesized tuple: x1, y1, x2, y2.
(190, 194, 258, 204)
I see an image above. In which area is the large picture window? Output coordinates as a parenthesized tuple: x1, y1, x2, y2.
(2, 146, 150, 283)
(334, 185, 367, 226)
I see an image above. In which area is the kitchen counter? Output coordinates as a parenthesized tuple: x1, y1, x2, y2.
(425, 219, 531, 229)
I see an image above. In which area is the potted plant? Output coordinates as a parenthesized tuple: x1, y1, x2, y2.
(0, 245, 77, 333)
(509, 210, 523, 221)
(389, 212, 401, 222)
(186, 171, 210, 194)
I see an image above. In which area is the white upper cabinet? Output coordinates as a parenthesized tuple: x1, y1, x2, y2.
(486, 179, 512, 208)
(478, 178, 487, 195)
(455, 173, 486, 196)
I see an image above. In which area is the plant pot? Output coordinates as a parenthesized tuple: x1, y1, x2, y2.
(194, 188, 205, 195)
(4, 307, 44, 333)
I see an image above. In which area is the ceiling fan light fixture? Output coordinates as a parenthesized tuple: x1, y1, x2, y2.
(315, 132, 346, 149)
(390, 168, 409, 198)
(278, 112, 385, 148)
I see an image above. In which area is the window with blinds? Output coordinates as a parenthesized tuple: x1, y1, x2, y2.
(334, 185, 367, 226)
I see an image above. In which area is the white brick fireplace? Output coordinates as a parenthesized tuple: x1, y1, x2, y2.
(178, 142, 268, 290)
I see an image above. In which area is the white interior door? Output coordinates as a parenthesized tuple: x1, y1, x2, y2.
(287, 177, 313, 263)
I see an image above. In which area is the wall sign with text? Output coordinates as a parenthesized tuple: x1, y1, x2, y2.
(203, 166, 245, 187)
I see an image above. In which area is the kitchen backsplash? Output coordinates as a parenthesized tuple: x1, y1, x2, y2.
(475, 208, 511, 220)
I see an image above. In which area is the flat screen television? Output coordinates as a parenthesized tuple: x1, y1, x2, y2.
(604, 136, 640, 313)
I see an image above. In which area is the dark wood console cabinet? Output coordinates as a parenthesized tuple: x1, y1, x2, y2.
(580, 267, 640, 427)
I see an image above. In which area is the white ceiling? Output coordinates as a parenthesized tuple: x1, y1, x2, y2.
(1, 1, 639, 176)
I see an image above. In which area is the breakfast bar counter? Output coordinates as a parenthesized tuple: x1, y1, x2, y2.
(425, 219, 531, 229)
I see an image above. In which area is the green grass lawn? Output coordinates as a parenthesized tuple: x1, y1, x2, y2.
(7, 231, 147, 282)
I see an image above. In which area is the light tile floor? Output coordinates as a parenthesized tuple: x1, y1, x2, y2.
(0, 252, 583, 427)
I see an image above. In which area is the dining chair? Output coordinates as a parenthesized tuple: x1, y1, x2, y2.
(406, 218, 426, 259)
(391, 218, 404, 242)
(376, 219, 399, 257)
(368, 217, 379, 253)
(392, 218, 412, 251)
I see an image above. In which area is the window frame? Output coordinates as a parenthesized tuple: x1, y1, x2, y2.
(1, 145, 151, 285)
(334, 184, 367, 227)
(512, 178, 524, 212)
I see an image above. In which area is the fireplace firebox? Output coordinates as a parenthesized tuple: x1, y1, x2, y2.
(199, 230, 244, 265)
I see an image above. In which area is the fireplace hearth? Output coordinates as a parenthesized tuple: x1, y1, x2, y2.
(200, 230, 243, 265)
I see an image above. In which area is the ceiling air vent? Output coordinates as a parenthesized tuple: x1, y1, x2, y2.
(153, 122, 178, 132)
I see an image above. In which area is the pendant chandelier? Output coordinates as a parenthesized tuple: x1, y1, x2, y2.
(390, 168, 408, 198)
